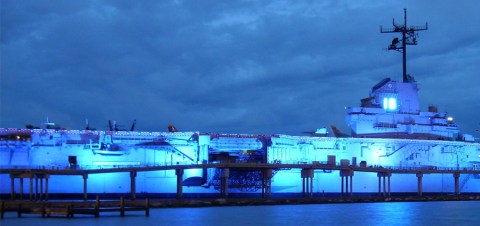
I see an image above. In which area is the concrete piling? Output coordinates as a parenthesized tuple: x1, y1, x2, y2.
(83, 174, 88, 201)
(453, 172, 460, 195)
(130, 171, 137, 200)
(220, 168, 229, 198)
(340, 170, 354, 197)
(301, 168, 314, 197)
(377, 172, 392, 197)
(416, 172, 423, 197)
(175, 168, 184, 200)
(261, 168, 273, 198)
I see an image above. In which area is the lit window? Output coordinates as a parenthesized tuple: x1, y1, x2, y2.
(383, 97, 397, 111)
(389, 98, 397, 110)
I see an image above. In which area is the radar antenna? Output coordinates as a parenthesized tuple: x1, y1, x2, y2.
(381, 8, 428, 83)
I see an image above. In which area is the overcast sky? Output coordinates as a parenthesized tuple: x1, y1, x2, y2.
(1, 0, 479, 136)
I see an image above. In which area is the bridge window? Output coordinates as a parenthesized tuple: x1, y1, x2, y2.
(383, 97, 397, 111)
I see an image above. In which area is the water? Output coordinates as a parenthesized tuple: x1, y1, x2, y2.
(2, 201, 479, 226)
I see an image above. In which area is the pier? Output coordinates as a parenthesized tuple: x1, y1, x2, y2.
(1, 162, 480, 219)
(1, 162, 479, 201)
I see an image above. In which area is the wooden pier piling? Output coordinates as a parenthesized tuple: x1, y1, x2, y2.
(0, 196, 150, 219)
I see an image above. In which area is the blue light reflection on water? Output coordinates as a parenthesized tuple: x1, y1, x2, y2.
(1, 201, 479, 226)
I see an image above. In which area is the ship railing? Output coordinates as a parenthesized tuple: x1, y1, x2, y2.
(0, 161, 195, 171)
(72, 161, 196, 170)
(352, 164, 480, 172)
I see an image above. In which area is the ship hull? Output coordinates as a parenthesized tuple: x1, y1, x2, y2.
(1, 129, 479, 196)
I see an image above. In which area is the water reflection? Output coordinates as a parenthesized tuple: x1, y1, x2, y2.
(2, 201, 479, 226)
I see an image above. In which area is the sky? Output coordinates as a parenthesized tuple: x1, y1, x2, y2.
(1, 0, 479, 136)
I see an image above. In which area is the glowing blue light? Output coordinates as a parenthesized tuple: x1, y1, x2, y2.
(383, 97, 397, 111)
(388, 98, 397, 110)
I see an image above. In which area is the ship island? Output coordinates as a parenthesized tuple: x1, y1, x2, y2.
(1, 9, 479, 203)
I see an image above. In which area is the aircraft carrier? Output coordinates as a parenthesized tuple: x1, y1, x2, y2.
(1, 9, 479, 197)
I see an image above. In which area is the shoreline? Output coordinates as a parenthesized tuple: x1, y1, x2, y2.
(150, 195, 480, 208)
(146, 195, 480, 208)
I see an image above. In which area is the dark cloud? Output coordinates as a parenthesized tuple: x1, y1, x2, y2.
(1, 0, 479, 136)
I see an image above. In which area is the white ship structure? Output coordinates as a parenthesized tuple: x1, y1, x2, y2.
(1, 10, 479, 196)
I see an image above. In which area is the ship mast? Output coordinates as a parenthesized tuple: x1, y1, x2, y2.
(381, 8, 428, 83)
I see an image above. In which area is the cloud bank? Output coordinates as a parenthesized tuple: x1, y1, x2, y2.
(1, 0, 479, 136)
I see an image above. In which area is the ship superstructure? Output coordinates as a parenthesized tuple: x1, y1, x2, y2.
(345, 77, 461, 140)
(1, 9, 479, 196)
(346, 9, 462, 141)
